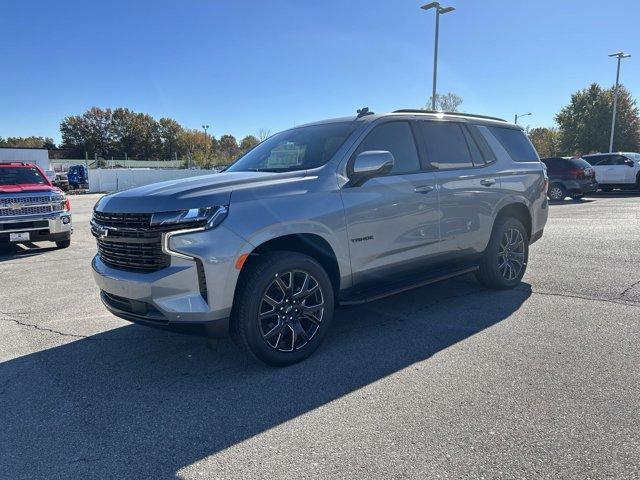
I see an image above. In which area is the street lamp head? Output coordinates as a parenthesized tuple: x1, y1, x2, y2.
(421, 2, 440, 11)
(421, 2, 455, 13)
(609, 51, 631, 59)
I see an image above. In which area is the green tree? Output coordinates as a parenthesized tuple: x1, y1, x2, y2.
(60, 107, 115, 158)
(426, 92, 463, 112)
(158, 117, 184, 160)
(111, 108, 138, 157)
(527, 127, 559, 158)
(0, 136, 56, 149)
(218, 134, 240, 162)
(556, 83, 640, 155)
(240, 135, 259, 154)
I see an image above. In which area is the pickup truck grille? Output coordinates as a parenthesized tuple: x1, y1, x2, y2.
(91, 211, 171, 272)
(0, 195, 64, 218)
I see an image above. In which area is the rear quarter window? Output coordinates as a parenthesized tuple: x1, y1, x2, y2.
(486, 126, 540, 162)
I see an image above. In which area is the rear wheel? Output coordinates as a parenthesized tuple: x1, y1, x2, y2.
(547, 183, 566, 201)
(231, 251, 334, 366)
(476, 217, 529, 290)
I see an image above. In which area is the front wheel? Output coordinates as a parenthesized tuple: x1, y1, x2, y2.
(571, 194, 584, 200)
(55, 239, 71, 249)
(231, 251, 334, 366)
(476, 217, 529, 290)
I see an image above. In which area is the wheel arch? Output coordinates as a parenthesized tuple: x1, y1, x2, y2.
(494, 202, 532, 240)
(237, 233, 342, 300)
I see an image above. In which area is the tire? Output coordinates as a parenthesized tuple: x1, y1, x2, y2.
(547, 183, 566, 201)
(571, 194, 584, 200)
(55, 239, 71, 249)
(231, 251, 334, 366)
(475, 217, 529, 290)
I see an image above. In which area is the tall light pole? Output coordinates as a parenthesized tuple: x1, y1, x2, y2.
(421, 2, 455, 110)
(514, 112, 532, 125)
(608, 52, 631, 153)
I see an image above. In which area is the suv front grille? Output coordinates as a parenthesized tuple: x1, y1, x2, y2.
(92, 211, 171, 272)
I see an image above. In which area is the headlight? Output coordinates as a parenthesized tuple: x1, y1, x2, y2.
(150, 205, 228, 229)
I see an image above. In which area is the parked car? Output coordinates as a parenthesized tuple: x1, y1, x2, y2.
(91, 109, 548, 366)
(0, 162, 72, 248)
(540, 157, 598, 201)
(582, 152, 640, 192)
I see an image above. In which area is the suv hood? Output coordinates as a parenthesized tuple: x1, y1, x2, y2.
(95, 170, 308, 213)
(0, 184, 59, 194)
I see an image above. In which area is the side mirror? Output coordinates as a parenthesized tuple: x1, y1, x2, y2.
(625, 159, 635, 167)
(349, 151, 394, 187)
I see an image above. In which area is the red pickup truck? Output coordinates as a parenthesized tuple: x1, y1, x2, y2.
(0, 162, 73, 248)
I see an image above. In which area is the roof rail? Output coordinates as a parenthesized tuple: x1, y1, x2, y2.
(393, 109, 507, 123)
(0, 162, 29, 165)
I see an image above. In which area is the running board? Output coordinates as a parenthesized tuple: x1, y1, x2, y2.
(339, 266, 479, 306)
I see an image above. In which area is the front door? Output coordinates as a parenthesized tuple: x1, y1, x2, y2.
(340, 121, 441, 284)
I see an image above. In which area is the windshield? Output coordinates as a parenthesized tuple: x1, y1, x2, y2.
(227, 122, 357, 173)
(0, 167, 48, 186)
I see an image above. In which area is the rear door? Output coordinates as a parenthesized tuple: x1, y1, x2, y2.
(340, 120, 441, 283)
(416, 120, 502, 258)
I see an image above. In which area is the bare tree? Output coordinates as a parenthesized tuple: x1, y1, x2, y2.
(426, 92, 463, 112)
(257, 128, 271, 142)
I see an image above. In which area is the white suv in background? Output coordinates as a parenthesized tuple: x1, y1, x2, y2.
(583, 152, 640, 192)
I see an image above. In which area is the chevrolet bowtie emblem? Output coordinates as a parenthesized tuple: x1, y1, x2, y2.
(9, 203, 22, 210)
(96, 226, 110, 239)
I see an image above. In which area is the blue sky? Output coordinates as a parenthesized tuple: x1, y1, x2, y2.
(1, 0, 638, 143)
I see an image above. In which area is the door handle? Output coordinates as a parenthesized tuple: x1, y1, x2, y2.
(480, 178, 496, 187)
(414, 185, 435, 194)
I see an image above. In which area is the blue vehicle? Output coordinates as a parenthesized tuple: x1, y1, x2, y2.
(67, 164, 88, 189)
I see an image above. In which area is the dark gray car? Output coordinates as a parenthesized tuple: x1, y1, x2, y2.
(91, 110, 548, 365)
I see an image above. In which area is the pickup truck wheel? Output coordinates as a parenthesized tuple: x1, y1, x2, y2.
(475, 217, 529, 290)
(231, 251, 334, 366)
(547, 183, 566, 201)
(55, 239, 71, 249)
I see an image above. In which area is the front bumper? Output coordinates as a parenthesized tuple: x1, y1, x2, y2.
(91, 224, 253, 338)
(0, 213, 73, 242)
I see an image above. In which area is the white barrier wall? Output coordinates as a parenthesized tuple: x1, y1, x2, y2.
(88, 169, 216, 193)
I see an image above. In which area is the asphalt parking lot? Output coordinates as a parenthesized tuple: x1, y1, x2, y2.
(1, 193, 639, 479)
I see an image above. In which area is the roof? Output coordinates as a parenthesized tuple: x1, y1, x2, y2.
(296, 109, 515, 130)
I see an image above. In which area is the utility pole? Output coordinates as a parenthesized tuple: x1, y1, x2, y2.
(608, 52, 631, 153)
(421, 2, 455, 110)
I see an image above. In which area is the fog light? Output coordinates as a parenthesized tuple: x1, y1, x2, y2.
(62, 216, 71, 224)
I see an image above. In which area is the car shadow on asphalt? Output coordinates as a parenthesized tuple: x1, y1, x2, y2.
(0, 276, 531, 479)
(0, 243, 59, 262)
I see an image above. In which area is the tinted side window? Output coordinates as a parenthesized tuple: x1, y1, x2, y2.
(612, 155, 629, 166)
(356, 122, 420, 174)
(582, 156, 602, 166)
(488, 126, 539, 162)
(419, 121, 475, 169)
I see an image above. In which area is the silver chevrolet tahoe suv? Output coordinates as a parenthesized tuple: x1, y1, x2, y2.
(91, 109, 548, 366)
